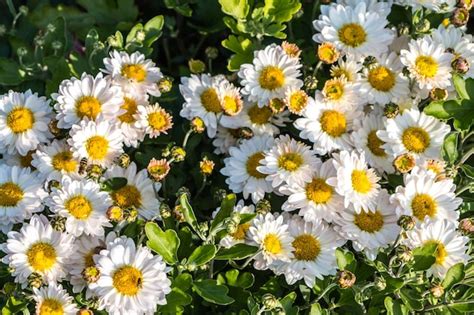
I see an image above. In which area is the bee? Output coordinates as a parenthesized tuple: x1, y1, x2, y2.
(78, 158, 88, 175)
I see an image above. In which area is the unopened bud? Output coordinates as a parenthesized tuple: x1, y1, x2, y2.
(262, 293, 279, 310)
(19, 5, 29, 15)
(199, 157, 215, 176)
(393, 153, 416, 173)
(199, 222, 208, 233)
(268, 98, 286, 113)
(28, 272, 44, 288)
(282, 41, 301, 59)
(205, 47, 219, 60)
(336, 270, 356, 289)
(48, 119, 61, 136)
(452, 8, 470, 26)
(396, 245, 413, 263)
(415, 19, 430, 33)
(226, 220, 239, 235)
(176, 186, 191, 200)
(46, 24, 56, 33)
(135, 30, 146, 42)
(318, 42, 339, 64)
(47, 180, 61, 193)
(52, 41, 63, 51)
(398, 215, 416, 231)
(17, 47, 28, 57)
(374, 276, 386, 291)
(304, 75, 319, 91)
(82, 266, 100, 283)
(158, 77, 173, 94)
(384, 103, 400, 118)
(107, 34, 122, 49)
(452, 56, 470, 74)
(77, 308, 94, 315)
(116, 153, 131, 168)
(172, 205, 185, 222)
(159, 203, 172, 219)
(430, 88, 448, 101)
(124, 206, 138, 222)
(147, 158, 170, 182)
(171, 146, 186, 162)
(190, 117, 205, 133)
(107, 206, 123, 222)
(238, 127, 254, 140)
(256, 199, 271, 214)
(188, 59, 206, 74)
(459, 218, 474, 235)
(213, 189, 227, 203)
(51, 216, 67, 232)
(86, 164, 104, 180)
(398, 23, 410, 36)
(430, 284, 445, 298)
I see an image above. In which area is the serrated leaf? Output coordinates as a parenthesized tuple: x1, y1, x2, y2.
(442, 263, 465, 290)
(215, 244, 258, 260)
(193, 280, 235, 305)
(187, 244, 217, 266)
(145, 222, 180, 264)
(221, 35, 256, 71)
(210, 194, 236, 232)
(219, 0, 249, 19)
(263, 0, 302, 22)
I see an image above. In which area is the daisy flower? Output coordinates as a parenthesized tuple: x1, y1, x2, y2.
(33, 283, 78, 315)
(216, 79, 243, 116)
(404, 218, 469, 278)
(0, 90, 53, 155)
(221, 135, 274, 203)
(330, 57, 362, 82)
(313, 2, 394, 58)
(0, 165, 46, 234)
(115, 92, 147, 148)
(335, 189, 400, 260)
(1, 150, 36, 168)
(281, 159, 344, 223)
(258, 135, 320, 188)
(377, 109, 451, 161)
(238, 44, 303, 107)
(247, 213, 294, 270)
(284, 88, 313, 115)
(68, 117, 124, 167)
(319, 76, 361, 109)
(102, 50, 163, 97)
(398, 0, 456, 13)
(212, 126, 239, 155)
(53, 73, 124, 129)
(105, 162, 160, 220)
(31, 139, 80, 181)
(392, 167, 461, 223)
(47, 176, 112, 237)
(329, 150, 381, 212)
(136, 103, 173, 138)
(89, 236, 171, 315)
(275, 216, 344, 287)
(212, 200, 255, 248)
(335, 0, 393, 18)
(1, 214, 75, 286)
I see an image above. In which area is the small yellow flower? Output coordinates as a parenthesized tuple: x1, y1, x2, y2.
(200, 157, 215, 176)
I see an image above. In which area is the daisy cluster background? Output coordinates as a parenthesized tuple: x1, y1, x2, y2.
(0, 0, 473, 314)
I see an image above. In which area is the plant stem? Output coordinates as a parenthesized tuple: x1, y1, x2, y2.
(423, 300, 474, 311)
(182, 129, 193, 148)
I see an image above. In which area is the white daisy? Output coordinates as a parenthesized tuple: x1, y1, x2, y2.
(318, 76, 361, 109)
(329, 150, 381, 212)
(104, 162, 160, 220)
(281, 159, 344, 223)
(0, 90, 53, 155)
(247, 213, 294, 270)
(115, 92, 147, 148)
(397, 0, 456, 13)
(1, 214, 75, 286)
(330, 57, 362, 82)
(102, 50, 163, 97)
(31, 139, 80, 181)
(212, 126, 239, 155)
(238, 44, 303, 107)
(0, 165, 46, 234)
(53, 73, 124, 129)
(404, 218, 469, 278)
(89, 236, 171, 315)
(68, 117, 124, 167)
(33, 283, 78, 315)
(334, 0, 393, 18)
(221, 135, 274, 203)
(212, 200, 255, 248)
(335, 189, 400, 260)
(136, 103, 173, 138)
(1, 150, 36, 168)
(377, 109, 451, 161)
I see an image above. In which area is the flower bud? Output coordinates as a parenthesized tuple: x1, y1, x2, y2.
(46, 24, 56, 33)
(107, 206, 124, 222)
(82, 266, 100, 283)
(172, 205, 185, 222)
(199, 222, 208, 233)
(414, 19, 430, 33)
(52, 41, 63, 51)
(398, 23, 410, 36)
(452, 8, 470, 26)
(47, 180, 61, 193)
(28, 272, 44, 288)
(191, 117, 206, 134)
(226, 220, 239, 235)
(147, 158, 170, 182)
(268, 98, 286, 113)
(205, 47, 219, 60)
(213, 189, 227, 203)
(51, 216, 67, 232)
(398, 215, 416, 231)
(282, 41, 301, 59)
(19, 5, 29, 15)
(158, 77, 173, 94)
(159, 203, 172, 219)
(304, 75, 319, 91)
(262, 293, 279, 310)
(176, 186, 191, 200)
(393, 153, 416, 173)
(48, 119, 61, 137)
(429, 88, 448, 101)
(452, 56, 470, 74)
(171, 146, 186, 162)
(430, 284, 445, 298)
(318, 42, 339, 64)
(135, 30, 146, 42)
(77, 308, 94, 315)
(86, 164, 104, 180)
(188, 59, 206, 74)
(78, 158, 88, 175)
(336, 270, 356, 289)
(384, 103, 400, 118)
(256, 199, 272, 214)
(200, 157, 215, 176)
(116, 153, 131, 168)
(124, 206, 138, 222)
(238, 127, 254, 140)
(107, 34, 122, 49)
(396, 245, 413, 263)
(459, 218, 474, 235)
(17, 47, 28, 57)
(374, 276, 387, 291)
(458, 0, 473, 10)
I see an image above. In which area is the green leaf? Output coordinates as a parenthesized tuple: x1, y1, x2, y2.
(145, 222, 180, 264)
(215, 244, 258, 260)
(384, 296, 408, 315)
(126, 23, 144, 44)
(143, 15, 164, 47)
(453, 74, 469, 100)
(412, 242, 437, 271)
(399, 288, 423, 311)
(179, 194, 205, 240)
(461, 165, 474, 179)
(0, 58, 25, 86)
(187, 244, 217, 267)
(442, 132, 459, 164)
(442, 263, 465, 290)
(263, 0, 302, 22)
(210, 194, 236, 232)
(424, 99, 474, 130)
(102, 177, 127, 191)
(335, 248, 356, 272)
(164, 0, 192, 16)
(174, 273, 193, 291)
(43, 56, 71, 96)
(280, 292, 299, 315)
(218, 269, 255, 288)
(221, 35, 256, 71)
(158, 287, 192, 313)
(219, 0, 249, 19)
(193, 280, 235, 305)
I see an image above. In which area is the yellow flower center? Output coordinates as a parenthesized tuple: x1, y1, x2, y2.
(52, 151, 77, 172)
(148, 111, 168, 131)
(338, 23, 367, 47)
(222, 95, 240, 115)
(75, 96, 101, 120)
(351, 170, 372, 194)
(7, 107, 35, 133)
(415, 56, 438, 78)
(323, 79, 344, 101)
(278, 152, 304, 172)
(259, 66, 285, 90)
(112, 185, 142, 209)
(368, 66, 396, 92)
(367, 130, 386, 157)
(411, 193, 437, 220)
(318, 43, 339, 64)
(0, 182, 24, 207)
(306, 178, 333, 204)
(86, 136, 109, 160)
(424, 240, 448, 265)
(27, 242, 57, 272)
(320, 110, 347, 137)
(119, 97, 138, 123)
(200, 88, 222, 113)
(39, 298, 63, 315)
(331, 67, 352, 81)
(121, 64, 146, 82)
(402, 127, 430, 153)
(112, 265, 143, 296)
(65, 195, 93, 220)
(292, 234, 321, 261)
(288, 90, 308, 113)
(354, 210, 384, 233)
(246, 152, 266, 179)
(263, 233, 282, 254)
(248, 105, 273, 125)
(230, 223, 251, 240)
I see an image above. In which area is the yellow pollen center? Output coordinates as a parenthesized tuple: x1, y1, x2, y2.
(338, 23, 367, 47)
(112, 265, 143, 296)
(259, 66, 285, 90)
(248, 105, 273, 125)
(39, 298, 63, 315)
(119, 97, 138, 123)
(65, 195, 93, 220)
(52, 151, 77, 172)
(411, 194, 437, 220)
(306, 178, 333, 204)
(292, 234, 321, 261)
(27, 242, 57, 272)
(230, 223, 251, 240)
(415, 56, 438, 78)
(367, 130, 386, 157)
(148, 111, 168, 131)
(0, 182, 24, 207)
(368, 66, 396, 92)
(200, 88, 222, 113)
(288, 91, 308, 113)
(222, 96, 239, 114)
(75, 96, 101, 120)
(278, 152, 304, 172)
(351, 170, 372, 194)
(402, 127, 430, 153)
(354, 210, 384, 233)
(246, 152, 266, 179)
(323, 80, 344, 101)
(7, 107, 35, 133)
(121, 64, 146, 82)
(424, 240, 447, 265)
(86, 136, 109, 160)
(320, 110, 347, 137)
(263, 234, 282, 254)
(112, 185, 142, 208)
